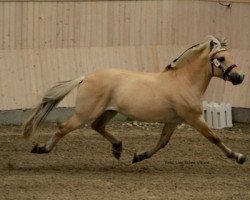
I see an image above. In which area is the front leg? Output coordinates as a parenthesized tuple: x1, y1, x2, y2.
(184, 113, 247, 164)
(31, 144, 50, 154)
(132, 123, 178, 163)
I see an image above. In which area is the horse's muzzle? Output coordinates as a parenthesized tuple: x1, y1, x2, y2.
(230, 72, 245, 85)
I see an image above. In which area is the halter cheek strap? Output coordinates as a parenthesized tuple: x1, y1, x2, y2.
(211, 58, 224, 77)
(211, 58, 237, 80)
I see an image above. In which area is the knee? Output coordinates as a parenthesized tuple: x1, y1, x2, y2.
(91, 122, 104, 132)
(210, 136, 221, 145)
(112, 141, 122, 149)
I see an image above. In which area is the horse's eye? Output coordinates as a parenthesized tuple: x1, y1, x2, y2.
(218, 57, 225, 62)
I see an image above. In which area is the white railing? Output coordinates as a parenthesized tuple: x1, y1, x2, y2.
(203, 101, 233, 129)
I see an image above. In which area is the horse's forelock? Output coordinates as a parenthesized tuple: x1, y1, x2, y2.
(220, 38, 227, 48)
(206, 35, 228, 58)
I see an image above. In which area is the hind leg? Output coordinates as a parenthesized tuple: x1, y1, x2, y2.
(31, 114, 83, 154)
(91, 110, 122, 159)
(132, 122, 178, 163)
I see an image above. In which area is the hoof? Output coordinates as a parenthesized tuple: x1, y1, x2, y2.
(112, 142, 122, 160)
(31, 144, 49, 154)
(132, 152, 148, 164)
(236, 154, 247, 165)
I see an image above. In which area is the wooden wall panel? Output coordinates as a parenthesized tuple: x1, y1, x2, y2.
(1, 46, 249, 110)
(0, 0, 249, 110)
(0, 1, 249, 50)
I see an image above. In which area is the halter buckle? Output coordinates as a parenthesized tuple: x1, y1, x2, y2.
(213, 58, 221, 67)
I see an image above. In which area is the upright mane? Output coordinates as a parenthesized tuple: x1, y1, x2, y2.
(164, 35, 227, 71)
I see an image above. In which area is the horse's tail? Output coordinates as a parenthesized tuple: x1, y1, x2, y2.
(23, 76, 85, 139)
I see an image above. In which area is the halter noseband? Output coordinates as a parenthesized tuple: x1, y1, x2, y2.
(211, 51, 237, 80)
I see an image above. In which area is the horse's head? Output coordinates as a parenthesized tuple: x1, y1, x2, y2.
(209, 36, 245, 85)
(165, 36, 245, 86)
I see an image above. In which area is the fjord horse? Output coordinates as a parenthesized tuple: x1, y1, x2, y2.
(23, 36, 247, 164)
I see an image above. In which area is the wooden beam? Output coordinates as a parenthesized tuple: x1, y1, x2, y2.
(197, 0, 250, 3)
(0, 0, 249, 3)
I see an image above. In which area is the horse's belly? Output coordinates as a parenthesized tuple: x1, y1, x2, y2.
(129, 109, 179, 123)
(112, 102, 180, 123)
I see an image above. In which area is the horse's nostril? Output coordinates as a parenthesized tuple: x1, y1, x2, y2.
(239, 74, 245, 83)
(231, 73, 244, 85)
(241, 74, 245, 82)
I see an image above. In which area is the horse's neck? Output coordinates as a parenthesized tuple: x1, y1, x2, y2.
(163, 42, 212, 97)
(176, 59, 212, 97)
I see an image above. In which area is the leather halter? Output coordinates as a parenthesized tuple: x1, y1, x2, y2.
(211, 50, 237, 80)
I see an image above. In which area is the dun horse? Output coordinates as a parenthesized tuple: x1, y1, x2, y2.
(23, 36, 247, 164)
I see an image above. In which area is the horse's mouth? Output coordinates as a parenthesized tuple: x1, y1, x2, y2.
(231, 74, 245, 85)
(225, 73, 245, 85)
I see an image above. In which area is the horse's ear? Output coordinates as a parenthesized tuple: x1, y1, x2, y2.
(210, 40, 214, 52)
